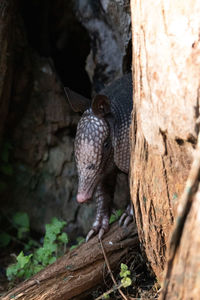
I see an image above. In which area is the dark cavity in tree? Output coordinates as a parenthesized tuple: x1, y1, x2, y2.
(19, 0, 91, 97)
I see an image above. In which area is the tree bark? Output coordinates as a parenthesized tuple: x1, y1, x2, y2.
(130, 0, 200, 282)
(2, 223, 138, 300)
(160, 134, 200, 299)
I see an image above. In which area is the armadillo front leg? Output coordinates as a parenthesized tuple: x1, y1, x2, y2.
(86, 185, 111, 242)
(86, 171, 116, 242)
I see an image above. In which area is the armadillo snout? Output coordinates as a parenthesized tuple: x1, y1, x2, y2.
(77, 192, 91, 203)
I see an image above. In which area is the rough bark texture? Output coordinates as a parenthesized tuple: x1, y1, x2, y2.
(160, 135, 200, 299)
(163, 189, 200, 299)
(130, 0, 200, 282)
(2, 223, 138, 300)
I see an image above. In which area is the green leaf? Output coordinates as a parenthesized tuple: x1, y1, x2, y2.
(12, 212, 30, 229)
(48, 256, 56, 264)
(44, 218, 66, 244)
(51, 217, 66, 233)
(121, 277, 132, 288)
(18, 269, 25, 278)
(120, 263, 131, 278)
(109, 214, 117, 224)
(120, 270, 131, 278)
(0, 232, 11, 247)
(35, 243, 57, 266)
(6, 264, 18, 280)
(120, 263, 128, 272)
(6, 252, 33, 281)
(35, 247, 47, 263)
(116, 209, 123, 217)
(103, 293, 110, 299)
(17, 251, 32, 268)
(58, 232, 68, 244)
(44, 243, 57, 253)
(109, 210, 123, 224)
(44, 228, 57, 244)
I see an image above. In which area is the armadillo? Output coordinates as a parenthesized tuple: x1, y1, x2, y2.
(65, 73, 133, 241)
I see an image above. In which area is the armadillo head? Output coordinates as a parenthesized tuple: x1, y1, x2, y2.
(75, 108, 113, 203)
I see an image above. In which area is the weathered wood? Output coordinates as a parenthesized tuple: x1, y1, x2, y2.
(2, 222, 138, 300)
(130, 0, 200, 282)
(160, 134, 200, 299)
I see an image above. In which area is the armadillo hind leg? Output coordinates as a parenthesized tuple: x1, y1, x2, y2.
(119, 202, 135, 227)
(86, 171, 117, 242)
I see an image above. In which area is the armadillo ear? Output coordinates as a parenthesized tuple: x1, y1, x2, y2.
(64, 87, 91, 112)
(91, 94, 111, 117)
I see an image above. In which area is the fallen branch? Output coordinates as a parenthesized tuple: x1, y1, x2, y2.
(2, 222, 138, 300)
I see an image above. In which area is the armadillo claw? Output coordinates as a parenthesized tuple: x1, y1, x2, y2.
(86, 229, 96, 242)
(124, 215, 132, 226)
(98, 228, 105, 240)
(118, 212, 127, 226)
(119, 213, 133, 227)
(119, 204, 134, 227)
(86, 216, 109, 242)
(86, 227, 106, 242)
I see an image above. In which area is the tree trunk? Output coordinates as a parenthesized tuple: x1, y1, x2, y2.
(2, 223, 138, 300)
(130, 0, 200, 282)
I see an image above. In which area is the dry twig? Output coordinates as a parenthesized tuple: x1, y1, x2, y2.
(96, 238, 129, 300)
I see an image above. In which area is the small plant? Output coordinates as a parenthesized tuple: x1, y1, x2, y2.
(96, 263, 132, 300)
(6, 217, 68, 281)
(109, 209, 123, 224)
(120, 263, 132, 288)
(102, 293, 110, 299)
